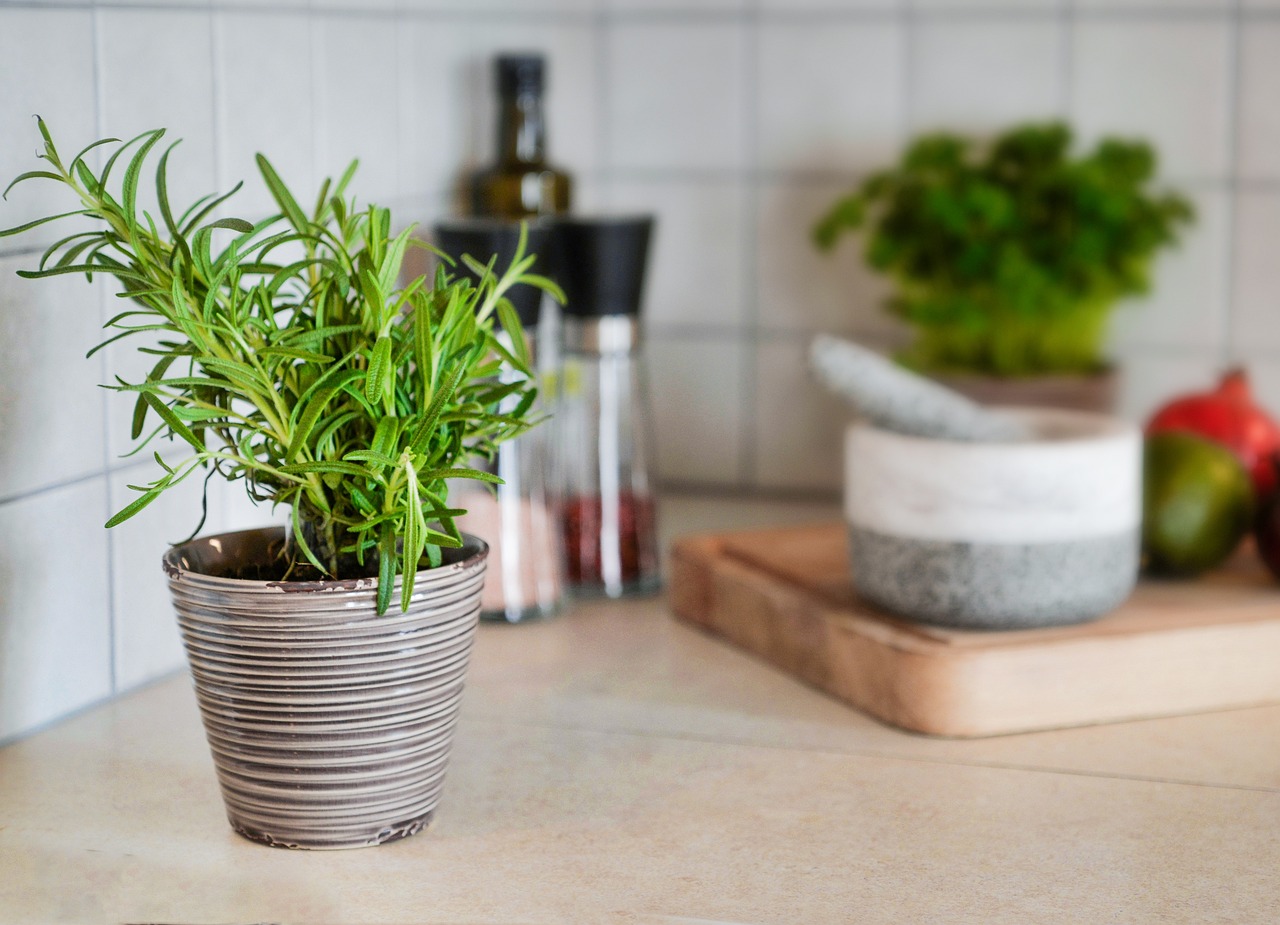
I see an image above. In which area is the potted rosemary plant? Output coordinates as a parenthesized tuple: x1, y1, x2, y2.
(1, 120, 559, 849)
(814, 123, 1194, 411)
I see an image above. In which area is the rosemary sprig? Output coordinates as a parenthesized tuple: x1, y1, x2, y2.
(2, 118, 562, 614)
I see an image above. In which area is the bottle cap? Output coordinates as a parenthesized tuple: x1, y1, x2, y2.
(497, 54, 544, 96)
(553, 216, 654, 318)
(433, 218, 555, 328)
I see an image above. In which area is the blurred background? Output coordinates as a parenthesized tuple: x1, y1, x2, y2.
(1, 0, 1277, 741)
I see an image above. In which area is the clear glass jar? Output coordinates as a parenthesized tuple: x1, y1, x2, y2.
(558, 314, 660, 598)
(435, 218, 565, 623)
(453, 390, 564, 623)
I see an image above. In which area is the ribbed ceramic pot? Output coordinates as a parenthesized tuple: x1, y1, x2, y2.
(844, 408, 1142, 630)
(163, 527, 487, 850)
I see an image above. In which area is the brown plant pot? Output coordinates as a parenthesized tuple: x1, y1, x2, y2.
(930, 368, 1118, 415)
(163, 527, 488, 850)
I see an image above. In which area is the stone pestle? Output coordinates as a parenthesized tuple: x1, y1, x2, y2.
(809, 335, 1035, 442)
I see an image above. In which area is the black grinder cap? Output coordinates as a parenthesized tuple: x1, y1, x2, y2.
(432, 218, 555, 328)
(554, 215, 654, 318)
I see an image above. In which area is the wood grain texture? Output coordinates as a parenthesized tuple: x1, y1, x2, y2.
(668, 523, 1280, 737)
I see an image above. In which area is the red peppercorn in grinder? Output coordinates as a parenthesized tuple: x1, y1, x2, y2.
(554, 216, 661, 598)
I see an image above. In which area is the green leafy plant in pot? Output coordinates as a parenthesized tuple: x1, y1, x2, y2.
(813, 123, 1194, 410)
(1, 119, 561, 849)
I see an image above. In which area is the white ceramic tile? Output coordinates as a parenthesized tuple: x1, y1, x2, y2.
(609, 0, 743, 9)
(1238, 23, 1280, 182)
(99, 9, 218, 224)
(0, 479, 111, 742)
(646, 336, 744, 486)
(1236, 359, 1280, 421)
(0, 257, 106, 499)
(758, 0, 899, 9)
(752, 337, 855, 491)
(215, 10, 316, 220)
(757, 20, 905, 174)
(606, 20, 748, 171)
(315, 0, 397, 9)
(911, 19, 1064, 132)
(466, 20, 599, 183)
(1077, 0, 1229, 8)
(108, 466, 204, 692)
(101, 286, 170, 465)
(755, 179, 903, 340)
(570, 172, 608, 213)
(313, 14, 401, 204)
(404, 0, 596, 10)
(917, 0, 1060, 8)
(398, 17, 473, 200)
(607, 177, 747, 330)
(1071, 20, 1232, 182)
(0, 8, 97, 252)
(208, 476, 288, 535)
(1230, 190, 1280, 355)
(1108, 187, 1228, 353)
(1115, 350, 1223, 423)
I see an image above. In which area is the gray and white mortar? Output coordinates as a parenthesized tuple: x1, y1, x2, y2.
(844, 409, 1143, 630)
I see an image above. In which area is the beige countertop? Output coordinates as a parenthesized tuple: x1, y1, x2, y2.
(2, 495, 1278, 924)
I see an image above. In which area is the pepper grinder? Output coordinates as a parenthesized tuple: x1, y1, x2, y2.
(434, 218, 564, 623)
(555, 216, 660, 598)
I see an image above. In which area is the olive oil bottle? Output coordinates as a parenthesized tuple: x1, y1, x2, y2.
(470, 53, 572, 218)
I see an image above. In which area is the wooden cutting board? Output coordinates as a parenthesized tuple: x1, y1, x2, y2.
(668, 523, 1280, 737)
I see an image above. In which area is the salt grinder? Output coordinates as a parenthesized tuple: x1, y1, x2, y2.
(433, 218, 564, 623)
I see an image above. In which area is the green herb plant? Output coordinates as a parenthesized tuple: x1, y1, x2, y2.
(814, 123, 1195, 377)
(1, 119, 561, 613)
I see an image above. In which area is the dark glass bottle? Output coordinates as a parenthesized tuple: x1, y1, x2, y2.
(470, 54, 573, 219)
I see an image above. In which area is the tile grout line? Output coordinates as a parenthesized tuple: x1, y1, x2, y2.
(1222, 0, 1243, 365)
(740, 0, 759, 490)
(90, 2, 118, 700)
(903, 0, 919, 138)
(1061, 0, 1075, 118)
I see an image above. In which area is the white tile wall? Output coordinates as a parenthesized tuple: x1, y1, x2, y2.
(0, 257, 107, 500)
(755, 179, 900, 340)
(1071, 19, 1233, 182)
(0, 480, 112, 743)
(98, 8, 218, 219)
(107, 465, 201, 691)
(1230, 189, 1280, 356)
(757, 20, 905, 173)
(0, 8, 97, 249)
(1237, 21, 1280, 182)
(2, 0, 1279, 738)
(1116, 351, 1225, 423)
(1108, 187, 1230, 353)
(605, 20, 748, 171)
(646, 336, 745, 486)
(215, 9, 316, 219)
(609, 177, 748, 330)
(752, 337, 855, 493)
(398, 16, 474, 201)
(313, 14, 402, 204)
(910, 19, 1065, 132)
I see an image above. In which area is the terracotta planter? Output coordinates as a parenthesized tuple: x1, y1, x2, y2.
(163, 527, 487, 850)
(930, 368, 1118, 414)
